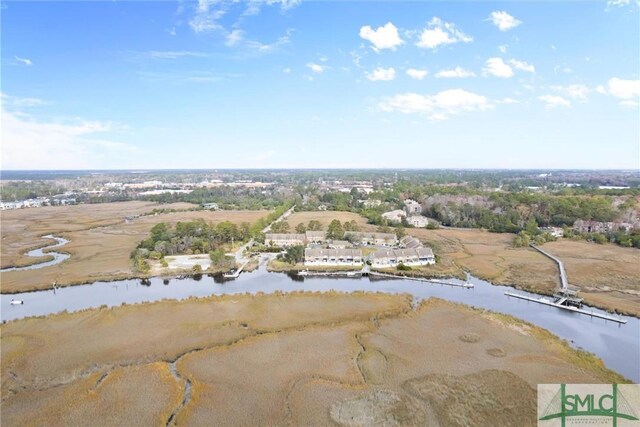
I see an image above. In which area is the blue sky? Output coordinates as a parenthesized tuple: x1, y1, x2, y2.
(1, 0, 639, 170)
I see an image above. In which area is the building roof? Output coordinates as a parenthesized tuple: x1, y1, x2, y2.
(305, 230, 326, 239)
(305, 248, 363, 258)
(400, 235, 424, 248)
(344, 231, 397, 241)
(372, 247, 434, 259)
(265, 233, 306, 241)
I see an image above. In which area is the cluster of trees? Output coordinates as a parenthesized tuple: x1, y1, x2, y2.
(141, 187, 288, 211)
(426, 193, 625, 233)
(278, 245, 305, 264)
(132, 219, 251, 272)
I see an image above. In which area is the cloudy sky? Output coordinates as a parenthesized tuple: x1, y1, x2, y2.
(1, 0, 639, 170)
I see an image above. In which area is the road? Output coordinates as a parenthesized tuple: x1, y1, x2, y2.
(233, 205, 295, 264)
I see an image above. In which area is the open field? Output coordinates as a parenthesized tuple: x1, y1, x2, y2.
(407, 227, 640, 316)
(542, 239, 640, 316)
(1, 294, 626, 426)
(286, 210, 377, 231)
(0, 202, 268, 293)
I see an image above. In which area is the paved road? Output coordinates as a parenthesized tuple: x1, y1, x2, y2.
(233, 205, 295, 264)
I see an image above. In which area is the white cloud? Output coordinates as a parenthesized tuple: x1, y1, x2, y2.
(415, 17, 472, 50)
(497, 97, 519, 104)
(1, 107, 136, 169)
(619, 100, 639, 108)
(366, 67, 396, 81)
(146, 51, 208, 59)
(483, 58, 513, 78)
(379, 89, 491, 121)
(550, 84, 590, 100)
(359, 22, 404, 52)
(406, 68, 428, 80)
(189, 0, 226, 33)
(14, 56, 33, 66)
(488, 11, 522, 31)
(606, 78, 640, 99)
(282, 67, 291, 74)
(245, 31, 292, 53)
(508, 59, 535, 73)
(1, 93, 49, 108)
(538, 95, 571, 108)
(498, 45, 508, 54)
(435, 66, 476, 78)
(225, 30, 244, 46)
(306, 63, 326, 73)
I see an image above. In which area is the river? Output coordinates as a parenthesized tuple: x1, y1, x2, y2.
(1, 264, 638, 382)
(0, 235, 70, 272)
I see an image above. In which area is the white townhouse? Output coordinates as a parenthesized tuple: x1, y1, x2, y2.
(304, 248, 363, 267)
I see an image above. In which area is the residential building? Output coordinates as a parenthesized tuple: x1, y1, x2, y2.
(265, 233, 306, 247)
(399, 235, 424, 249)
(406, 215, 429, 228)
(361, 199, 382, 208)
(572, 220, 637, 234)
(202, 203, 219, 210)
(382, 209, 406, 224)
(305, 230, 326, 243)
(404, 199, 422, 215)
(539, 227, 564, 238)
(371, 247, 435, 268)
(304, 248, 363, 266)
(344, 232, 398, 246)
(327, 240, 351, 249)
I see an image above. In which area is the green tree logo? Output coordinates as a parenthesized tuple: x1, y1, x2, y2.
(539, 384, 638, 427)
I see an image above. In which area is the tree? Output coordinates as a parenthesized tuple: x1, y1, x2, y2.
(327, 219, 344, 240)
(283, 245, 305, 264)
(307, 220, 322, 231)
(395, 225, 406, 239)
(295, 222, 307, 234)
(271, 221, 290, 233)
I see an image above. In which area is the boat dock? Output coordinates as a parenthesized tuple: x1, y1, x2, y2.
(297, 268, 474, 288)
(504, 291, 627, 324)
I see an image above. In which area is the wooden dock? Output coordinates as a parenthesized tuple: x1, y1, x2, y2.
(504, 291, 627, 324)
(368, 271, 474, 288)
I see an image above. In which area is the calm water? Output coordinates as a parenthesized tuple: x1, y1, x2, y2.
(0, 235, 70, 272)
(1, 265, 638, 382)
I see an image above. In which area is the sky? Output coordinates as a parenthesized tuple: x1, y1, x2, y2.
(1, 0, 639, 170)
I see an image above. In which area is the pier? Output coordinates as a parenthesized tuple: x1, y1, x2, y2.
(503, 244, 625, 323)
(297, 268, 474, 289)
(504, 291, 627, 324)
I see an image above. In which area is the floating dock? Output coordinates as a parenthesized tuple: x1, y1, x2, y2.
(504, 291, 627, 324)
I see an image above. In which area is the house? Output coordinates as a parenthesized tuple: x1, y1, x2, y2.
(305, 230, 326, 243)
(318, 204, 328, 211)
(362, 199, 382, 208)
(202, 203, 219, 210)
(406, 215, 429, 228)
(265, 233, 306, 247)
(539, 227, 564, 238)
(399, 235, 424, 249)
(304, 248, 363, 266)
(327, 240, 351, 249)
(404, 199, 422, 215)
(371, 247, 435, 268)
(344, 232, 398, 246)
(381, 210, 406, 224)
(572, 220, 637, 234)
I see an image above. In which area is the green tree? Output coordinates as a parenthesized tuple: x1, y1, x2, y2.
(295, 222, 307, 234)
(307, 220, 323, 231)
(283, 245, 305, 264)
(327, 219, 344, 240)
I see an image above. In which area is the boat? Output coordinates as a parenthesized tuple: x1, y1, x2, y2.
(10, 299, 24, 305)
(346, 272, 357, 277)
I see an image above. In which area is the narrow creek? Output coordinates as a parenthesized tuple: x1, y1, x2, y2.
(0, 235, 70, 272)
(1, 264, 638, 382)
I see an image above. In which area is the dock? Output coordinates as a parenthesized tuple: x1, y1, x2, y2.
(504, 291, 627, 324)
(368, 271, 474, 288)
(530, 244, 569, 291)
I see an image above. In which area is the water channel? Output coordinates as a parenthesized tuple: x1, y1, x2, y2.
(2, 261, 638, 382)
(0, 235, 70, 272)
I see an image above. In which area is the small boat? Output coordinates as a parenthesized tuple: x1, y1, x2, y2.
(10, 299, 24, 305)
(297, 270, 309, 276)
(346, 272, 357, 277)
